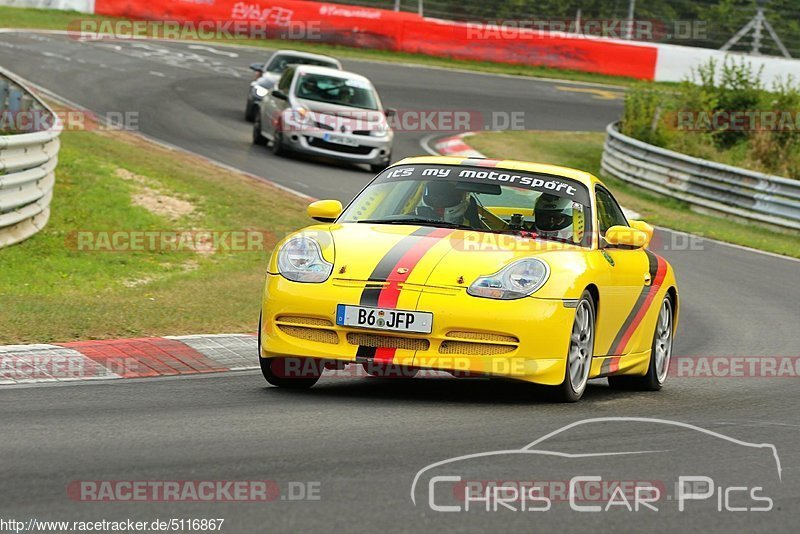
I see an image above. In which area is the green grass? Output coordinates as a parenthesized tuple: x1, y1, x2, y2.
(0, 6, 637, 87)
(467, 131, 800, 259)
(0, 128, 309, 344)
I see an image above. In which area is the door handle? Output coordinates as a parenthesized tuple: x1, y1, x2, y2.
(644, 273, 652, 285)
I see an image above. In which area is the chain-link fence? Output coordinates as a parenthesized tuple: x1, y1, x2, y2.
(331, 0, 800, 58)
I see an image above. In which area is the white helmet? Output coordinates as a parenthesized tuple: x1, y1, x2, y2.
(421, 181, 469, 224)
(535, 194, 574, 241)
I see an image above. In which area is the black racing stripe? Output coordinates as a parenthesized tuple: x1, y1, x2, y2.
(355, 345, 377, 362)
(358, 227, 436, 307)
(608, 250, 660, 355)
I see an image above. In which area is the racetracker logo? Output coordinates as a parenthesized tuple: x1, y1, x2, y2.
(66, 480, 320, 502)
(670, 110, 800, 132)
(464, 19, 707, 42)
(67, 17, 319, 41)
(0, 109, 138, 133)
(671, 356, 800, 378)
(66, 230, 273, 253)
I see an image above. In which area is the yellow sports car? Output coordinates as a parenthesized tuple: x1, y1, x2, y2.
(259, 156, 678, 401)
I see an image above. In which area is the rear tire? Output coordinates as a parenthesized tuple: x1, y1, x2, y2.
(549, 290, 595, 402)
(609, 294, 674, 391)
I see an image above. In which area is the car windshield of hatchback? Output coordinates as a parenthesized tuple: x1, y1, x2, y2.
(294, 73, 379, 110)
(266, 55, 338, 73)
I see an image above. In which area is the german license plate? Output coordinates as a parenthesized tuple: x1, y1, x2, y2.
(336, 305, 432, 334)
(323, 133, 359, 147)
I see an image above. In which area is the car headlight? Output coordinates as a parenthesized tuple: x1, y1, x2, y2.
(254, 85, 269, 98)
(277, 237, 333, 283)
(467, 258, 550, 300)
(372, 122, 390, 137)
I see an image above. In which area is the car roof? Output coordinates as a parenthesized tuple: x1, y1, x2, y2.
(293, 65, 372, 83)
(392, 155, 604, 190)
(270, 50, 342, 66)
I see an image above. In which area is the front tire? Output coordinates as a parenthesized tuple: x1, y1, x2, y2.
(609, 294, 674, 391)
(258, 312, 322, 388)
(245, 99, 256, 122)
(369, 154, 391, 174)
(550, 290, 595, 402)
(272, 128, 288, 157)
(252, 113, 266, 146)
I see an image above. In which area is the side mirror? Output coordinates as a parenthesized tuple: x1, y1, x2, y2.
(605, 225, 649, 249)
(271, 89, 288, 101)
(628, 219, 654, 248)
(249, 62, 264, 73)
(307, 200, 342, 223)
(384, 108, 397, 118)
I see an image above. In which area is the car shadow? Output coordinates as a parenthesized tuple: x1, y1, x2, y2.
(260, 375, 626, 406)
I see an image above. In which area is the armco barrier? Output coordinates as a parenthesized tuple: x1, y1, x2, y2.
(0, 68, 60, 249)
(601, 122, 800, 231)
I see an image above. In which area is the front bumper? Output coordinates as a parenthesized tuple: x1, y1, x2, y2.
(260, 274, 575, 385)
(281, 128, 393, 166)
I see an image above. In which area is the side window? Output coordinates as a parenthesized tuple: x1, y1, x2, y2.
(277, 68, 294, 93)
(595, 187, 628, 236)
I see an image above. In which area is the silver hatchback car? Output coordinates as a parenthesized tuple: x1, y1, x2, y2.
(252, 65, 395, 173)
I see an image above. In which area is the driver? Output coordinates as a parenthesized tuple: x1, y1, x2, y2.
(534, 194, 574, 241)
(299, 78, 320, 98)
(416, 181, 480, 226)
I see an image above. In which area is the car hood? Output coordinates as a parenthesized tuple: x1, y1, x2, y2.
(326, 223, 589, 300)
(296, 99, 385, 129)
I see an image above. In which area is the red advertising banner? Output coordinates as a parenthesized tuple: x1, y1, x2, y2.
(93, 0, 657, 79)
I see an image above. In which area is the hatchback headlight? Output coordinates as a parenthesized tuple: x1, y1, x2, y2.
(277, 237, 333, 283)
(467, 259, 550, 300)
(372, 122, 390, 137)
(254, 85, 269, 98)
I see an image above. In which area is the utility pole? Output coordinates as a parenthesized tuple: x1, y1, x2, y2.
(625, 0, 636, 39)
(720, 0, 791, 58)
(418, 0, 423, 17)
(393, 0, 401, 11)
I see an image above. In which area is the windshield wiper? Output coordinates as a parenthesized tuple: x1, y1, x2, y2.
(356, 217, 471, 230)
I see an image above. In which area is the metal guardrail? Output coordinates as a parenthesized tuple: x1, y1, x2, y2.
(601, 122, 800, 231)
(0, 68, 60, 249)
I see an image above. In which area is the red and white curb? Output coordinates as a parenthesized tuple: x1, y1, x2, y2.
(432, 133, 487, 158)
(0, 334, 257, 385)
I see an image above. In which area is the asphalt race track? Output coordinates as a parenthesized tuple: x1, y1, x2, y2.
(1, 31, 799, 532)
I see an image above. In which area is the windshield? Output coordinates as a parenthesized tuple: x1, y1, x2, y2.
(266, 55, 338, 73)
(339, 164, 593, 247)
(294, 72, 379, 110)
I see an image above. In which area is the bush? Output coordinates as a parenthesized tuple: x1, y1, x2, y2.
(620, 58, 800, 179)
